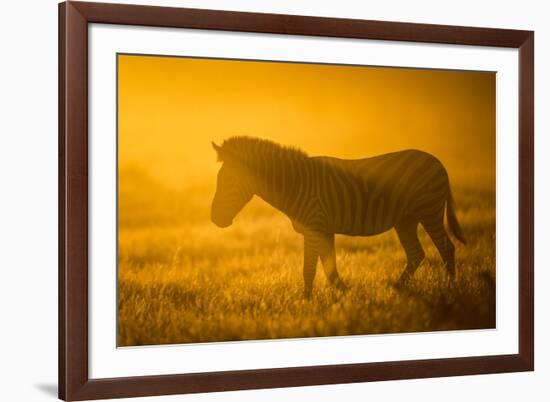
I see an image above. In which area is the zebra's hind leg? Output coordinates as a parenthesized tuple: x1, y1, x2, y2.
(395, 219, 425, 286)
(318, 232, 349, 292)
(420, 211, 456, 280)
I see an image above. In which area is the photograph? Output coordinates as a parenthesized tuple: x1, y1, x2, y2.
(117, 54, 496, 347)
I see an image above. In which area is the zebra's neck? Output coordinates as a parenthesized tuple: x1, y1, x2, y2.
(250, 153, 313, 220)
(219, 136, 315, 222)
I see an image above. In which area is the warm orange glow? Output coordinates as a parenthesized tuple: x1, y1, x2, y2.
(117, 54, 496, 347)
(118, 55, 495, 190)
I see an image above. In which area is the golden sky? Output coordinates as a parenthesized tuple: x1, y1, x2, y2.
(118, 54, 495, 190)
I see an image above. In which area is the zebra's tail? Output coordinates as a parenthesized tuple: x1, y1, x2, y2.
(446, 186, 467, 245)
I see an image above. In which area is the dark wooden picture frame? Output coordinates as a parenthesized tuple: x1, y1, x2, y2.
(59, 1, 534, 400)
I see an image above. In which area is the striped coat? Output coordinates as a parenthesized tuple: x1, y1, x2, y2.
(211, 137, 465, 298)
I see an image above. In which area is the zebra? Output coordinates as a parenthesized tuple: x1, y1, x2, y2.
(211, 136, 466, 298)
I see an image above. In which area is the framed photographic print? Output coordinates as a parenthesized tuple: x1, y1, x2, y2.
(59, 1, 534, 400)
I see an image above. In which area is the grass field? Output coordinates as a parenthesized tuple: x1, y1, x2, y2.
(117, 168, 495, 347)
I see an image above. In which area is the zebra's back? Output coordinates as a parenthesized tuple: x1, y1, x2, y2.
(312, 149, 448, 236)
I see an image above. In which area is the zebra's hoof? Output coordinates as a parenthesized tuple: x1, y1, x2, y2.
(394, 276, 411, 289)
(445, 275, 457, 288)
(337, 282, 350, 293)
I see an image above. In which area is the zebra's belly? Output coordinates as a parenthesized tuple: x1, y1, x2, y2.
(327, 198, 406, 236)
(333, 221, 395, 237)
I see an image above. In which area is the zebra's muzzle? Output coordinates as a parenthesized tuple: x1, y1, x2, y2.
(211, 213, 233, 228)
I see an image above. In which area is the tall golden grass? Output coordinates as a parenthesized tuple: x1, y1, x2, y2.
(117, 167, 495, 346)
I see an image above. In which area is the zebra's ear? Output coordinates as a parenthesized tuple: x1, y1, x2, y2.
(212, 141, 223, 162)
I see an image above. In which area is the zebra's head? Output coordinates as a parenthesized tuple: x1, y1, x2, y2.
(211, 141, 254, 228)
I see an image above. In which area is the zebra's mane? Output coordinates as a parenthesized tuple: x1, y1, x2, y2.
(217, 136, 309, 169)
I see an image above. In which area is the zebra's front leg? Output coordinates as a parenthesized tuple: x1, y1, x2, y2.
(319, 232, 349, 292)
(303, 234, 320, 299)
